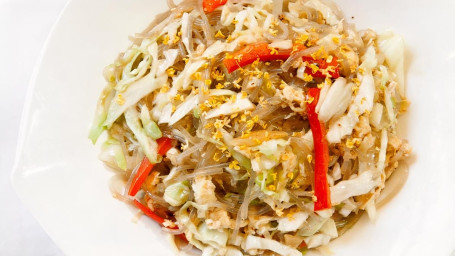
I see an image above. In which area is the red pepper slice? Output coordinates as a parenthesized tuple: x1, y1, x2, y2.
(128, 137, 174, 197)
(223, 43, 293, 73)
(128, 157, 154, 197)
(302, 56, 340, 78)
(306, 88, 331, 211)
(223, 43, 339, 79)
(133, 199, 167, 224)
(157, 137, 174, 155)
(133, 199, 187, 241)
(202, 0, 227, 13)
(298, 240, 308, 250)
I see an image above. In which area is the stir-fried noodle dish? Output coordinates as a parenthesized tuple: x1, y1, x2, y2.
(90, 0, 412, 254)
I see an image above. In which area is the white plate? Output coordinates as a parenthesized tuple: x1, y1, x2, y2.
(11, 0, 455, 255)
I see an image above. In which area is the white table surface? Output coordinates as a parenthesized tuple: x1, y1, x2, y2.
(0, 0, 68, 255)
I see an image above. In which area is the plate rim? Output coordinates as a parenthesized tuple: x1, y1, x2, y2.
(10, 0, 73, 250)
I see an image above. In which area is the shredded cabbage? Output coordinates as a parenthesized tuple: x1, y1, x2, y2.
(140, 105, 162, 139)
(319, 218, 338, 238)
(88, 84, 115, 143)
(164, 181, 190, 206)
(304, 0, 340, 25)
(277, 212, 309, 232)
(251, 139, 287, 158)
(303, 233, 332, 249)
(378, 31, 405, 96)
(99, 137, 127, 170)
(157, 49, 179, 75)
(244, 235, 301, 256)
(331, 171, 379, 204)
(317, 78, 352, 122)
(359, 45, 378, 71)
(104, 73, 167, 128)
(326, 72, 375, 143)
(116, 45, 153, 92)
(169, 94, 199, 125)
(297, 213, 328, 237)
(124, 107, 158, 163)
(205, 93, 255, 119)
(370, 102, 384, 129)
(197, 222, 229, 248)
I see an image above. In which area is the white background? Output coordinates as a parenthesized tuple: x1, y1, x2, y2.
(0, 0, 67, 255)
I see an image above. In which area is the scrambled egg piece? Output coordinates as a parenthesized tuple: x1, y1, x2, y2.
(353, 115, 371, 138)
(206, 208, 235, 229)
(388, 134, 402, 150)
(340, 44, 359, 73)
(166, 148, 181, 166)
(192, 176, 217, 204)
(276, 85, 307, 113)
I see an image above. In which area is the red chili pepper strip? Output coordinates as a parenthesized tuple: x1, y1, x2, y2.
(202, 0, 227, 13)
(128, 157, 154, 197)
(298, 240, 308, 250)
(223, 43, 296, 73)
(223, 43, 339, 79)
(133, 199, 166, 224)
(157, 137, 173, 155)
(128, 137, 174, 197)
(306, 88, 332, 211)
(133, 199, 187, 241)
(302, 56, 340, 78)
